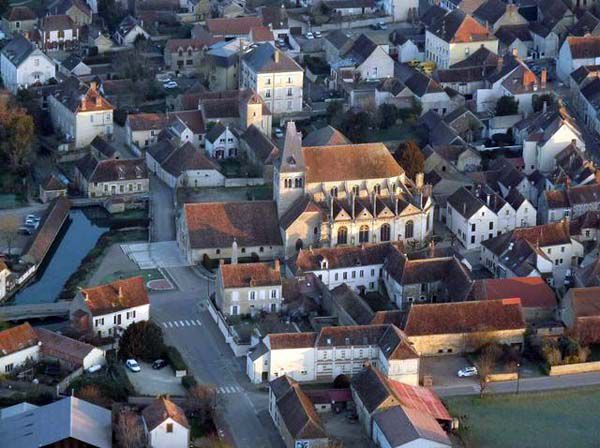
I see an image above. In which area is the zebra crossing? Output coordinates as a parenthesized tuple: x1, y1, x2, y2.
(216, 385, 243, 394)
(162, 319, 202, 329)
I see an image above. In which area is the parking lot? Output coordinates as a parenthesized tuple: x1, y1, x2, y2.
(421, 355, 479, 388)
(125, 361, 186, 397)
(323, 412, 372, 448)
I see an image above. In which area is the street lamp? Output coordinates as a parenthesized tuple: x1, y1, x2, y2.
(516, 362, 521, 395)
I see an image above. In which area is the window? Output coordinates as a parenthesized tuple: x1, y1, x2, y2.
(360, 270, 364, 278)
(471, 223, 476, 232)
(343, 272, 348, 280)
(287, 77, 292, 84)
(249, 291, 256, 300)
(330, 187, 338, 197)
(489, 222, 494, 230)
(352, 185, 360, 195)
(561, 246, 565, 253)
(34, 58, 39, 66)
(287, 88, 293, 96)
(471, 235, 476, 244)
(359, 225, 369, 243)
(405, 220, 414, 239)
(334, 273, 339, 281)
(271, 289, 277, 298)
(337, 227, 348, 245)
(380, 223, 391, 242)
(265, 90, 271, 98)
(166, 423, 173, 433)
(5, 363, 13, 373)
(373, 184, 381, 195)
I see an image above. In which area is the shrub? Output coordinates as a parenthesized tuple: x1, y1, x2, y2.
(165, 346, 188, 372)
(182, 375, 198, 389)
(118, 321, 166, 362)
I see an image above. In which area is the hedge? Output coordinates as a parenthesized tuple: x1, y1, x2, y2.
(165, 346, 188, 372)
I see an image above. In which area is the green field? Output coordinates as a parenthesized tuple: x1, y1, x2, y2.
(445, 388, 600, 448)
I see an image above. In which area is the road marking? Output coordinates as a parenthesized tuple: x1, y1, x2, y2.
(184, 320, 191, 326)
(162, 323, 168, 328)
(195, 319, 202, 326)
(216, 385, 243, 394)
(173, 321, 179, 327)
(179, 320, 185, 326)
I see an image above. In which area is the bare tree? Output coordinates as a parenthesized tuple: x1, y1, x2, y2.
(475, 344, 501, 398)
(185, 384, 216, 427)
(116, 410, 145, 448)
(75, 384, 111, 408)
(0, 215, 20, 255)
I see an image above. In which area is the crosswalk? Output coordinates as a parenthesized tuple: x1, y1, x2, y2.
(162, 319, 202, 328)
(216, 385, 243, 394)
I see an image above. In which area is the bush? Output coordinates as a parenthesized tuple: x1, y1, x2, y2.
(182, 375, 198, 389)
(165, 346, 188, 372)
(118, 321, 165, 362)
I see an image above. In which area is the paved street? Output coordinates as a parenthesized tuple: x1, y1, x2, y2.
(149, 266, 284, 448)
(149, 176, 176, 242)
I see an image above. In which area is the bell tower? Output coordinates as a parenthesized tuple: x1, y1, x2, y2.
(274, 121, 305, 217)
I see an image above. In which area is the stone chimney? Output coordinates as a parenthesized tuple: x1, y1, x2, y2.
(415, 172, 424, 190)
(118, 285, 123, 298)
(231, 239, 238, 264)
(274, 258, 280, 273)
(80, 95, 86, 111)
(512, 47, 518, 57)
(274, 49, 280, 64)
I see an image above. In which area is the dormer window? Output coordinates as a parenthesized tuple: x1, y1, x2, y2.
(331, 187, 338, 198)
(135, 166, 142, 178)
(117, 166, 125, 180)
(352, 185, 359, 195)
(320, 259, 328, 269)
(373, 184, 381, 195)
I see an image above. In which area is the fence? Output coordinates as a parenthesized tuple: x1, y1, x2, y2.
(224, 178, 266, 188)
(486, 372, 518, 382)
(548, 361, 600, 376)
(206, 300, 251, 357)
(57, 367, 84, 394)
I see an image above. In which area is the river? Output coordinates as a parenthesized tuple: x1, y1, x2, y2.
(11, 209, 109, 305)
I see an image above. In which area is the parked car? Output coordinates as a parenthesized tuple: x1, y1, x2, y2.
(274, 127, 284, 138)
(277, 38, 286, 46)
(163, 81, 178, 89)
(18, 226, 33, 235)
(457, 366, 478, 377)
(314, 31, 322, 38)
(377, 22, 387, 30)
(305, 32, 314, 40)
(126, 359, 141, 372)
(152, 359, 168, 370)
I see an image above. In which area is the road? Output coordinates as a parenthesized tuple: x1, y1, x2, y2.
(436, 370, 600, 398)
(149, 266, 284, 448)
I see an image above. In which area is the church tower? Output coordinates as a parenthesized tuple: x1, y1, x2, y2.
(274, 121, 305, 217)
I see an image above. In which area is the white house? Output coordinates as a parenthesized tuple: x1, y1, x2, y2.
(240, 43, 303, 114)
(114, 15, 149, 47)
(0, 261, 9, 302)
(204, 123, 240, 159)
(557, 36, 600, 82)
(425, 9, 498, 69)
(146, 140, 224, 189)
(48, 80, 114, 148)
(246, 324, 420, 385)
(382, 0, 417, 21)
(338, 34, 395, 82)
(72, 276, 150, 338)
(142, 397, 190, 448)
(0, 323, 41, 374)
(0, 34, 55, 93)
(38, 14, 79, 51)
(125, 113, 167, 150)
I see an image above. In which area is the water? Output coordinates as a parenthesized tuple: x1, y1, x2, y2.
(11, 209, 109, 304)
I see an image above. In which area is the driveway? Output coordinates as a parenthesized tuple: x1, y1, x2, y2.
(126, 361, 186, 397)
(121, 241, 188, 269)
(421, 355, 478, 389)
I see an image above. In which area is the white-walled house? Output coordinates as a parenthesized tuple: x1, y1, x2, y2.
(0, 261, 9, 301)
(38, 14, 79, 51)
(125, 113, 167, 150)
(246, 324, 420, 385)
(48, 81, 114, 148)
(240, 43, 303, 114)
(0, 34, 55, 93)
(557, 36, 600, 82)
(143, 397, 190, 448)
(339, 34, 395, 82)
(114, 15, 149, 47)
(205, 123, 240, 159)
(425, 9, 498, 69)
(382, 0, 418, 21)
(0, 323, 40, 374)
(71, 276, 150, 338)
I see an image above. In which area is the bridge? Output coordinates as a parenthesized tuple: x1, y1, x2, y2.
(0, 301, 71, 321)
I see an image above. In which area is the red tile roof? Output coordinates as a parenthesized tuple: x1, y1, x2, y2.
(0, 323, 39, 357)
(82, 276, 149, 316)
(388, 379, 451, 421)
(405, 299, 526, 336)
(220, 261, 281, 289)
(142, 397, 189, 431)
(206, 17, 263, 35)
(471, 277, 557, 309)
(127, 113, 167, 131)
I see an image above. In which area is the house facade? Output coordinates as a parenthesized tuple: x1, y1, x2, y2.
(74, 154, 149, 198)
(0, 35, 55, 93)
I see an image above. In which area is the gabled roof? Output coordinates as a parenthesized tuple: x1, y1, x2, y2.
(429, 9, 495, 44)
(295, 243, 401, 272)
(184, 201, 282, 249)
(569, 287, 600, 318)
(5, 6, 37, 21)
(220, 261, 281, 289)
(40, 14, 75, 31)
(494, 24, 532, 45)
(1, 34, 39, 67)
(76, 154, 146, 183)
(569, 11, 600, 37)
(127, 112, 167, 131)
(450, 46, 501, 68)
(566, 35, 600, 59)
(161, 142, 220, 177)
(242, 42, 302, 73)
(330, 283, 374, 325)
(0, 323, 38, 357)
(82, 276, 149, 316)
(473, 0, 510, 25)
(374, 406, 451, 447)
(206, 16, 263, 35)
(344, 33, 379, 65)
(469, 277, 556, 309)
(405, 298, 526, 336)
(41, 174, 66, 191)
(302, 125, 350, 147)
(142, 397, 189, 431)
(241, 125, 277, 163)
(482, 220, 573, 254)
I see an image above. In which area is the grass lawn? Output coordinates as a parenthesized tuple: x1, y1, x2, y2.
(445, 388, 600, 448)
(100, 268, 163, 285)
(0, 194, 20, 209)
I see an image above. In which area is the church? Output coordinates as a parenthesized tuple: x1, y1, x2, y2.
(275, 122, 434, 257)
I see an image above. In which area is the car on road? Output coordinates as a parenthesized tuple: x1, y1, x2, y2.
(274, 127, 284, 138)
(163, 81, 178, 89)
(457, 366, 478, 377)
(305, 32, 314, 40)
(152, 359, 168, 370)
(314, 31, 322, 38)
(377, 22, 387, 30)
(126, 359, 141, 372)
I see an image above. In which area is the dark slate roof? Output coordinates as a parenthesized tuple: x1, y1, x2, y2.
(242, 42, 302, 73)
(494, 24, 532, 46)
(325, 29, 353, 50)
(1, 34, 37, 67)
(473, 0, 507, 25)
(161, 143, 220, 177)
(345, 33, 378, 65)
(302, 125, 350, 147)
(373, 406, 451, 447)
(569, 11, 600, 37)
(241, 125, 278, 163)
(450, 46, 501, 68)
(331, 284, 375, 325)
(90, 136, 118, 159)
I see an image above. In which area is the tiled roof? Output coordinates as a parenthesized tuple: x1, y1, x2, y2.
(41, 174, 66, 191)
(170, 110, 205, 134)
(0, 323, 38, 357)
(469, 277, 556, 309)
(127, 113, 167, 131)
(40, 14, 75, 31)
(242, 42, 302, 73)
(82, 276, 149, 316)
(250, 25, 274, 42)
(220, 261, 281, 289)
(295, 242, 401, 272)
(184, 201, 282, 249)
(206, 17, 263, 35)
(302, 125, 350, 147)
(165, 38, 206, 53)
(405, 298, 526, 336)
(34, 328, 97, 367)
(330, 283, 374, 325)
(268, 332, 318, 349)
(76, 154, 147, 183)
(142, 397, 189, 431)
(303, 143, 403, 183)
(570, 287, 600, 317)
(482, 221, 573, 255)
(275, 379, 327, 440)
(567, 36, 600, 59)
(429, 9, 495, 44)
(6, 6, 36, 21)
(370, 310, 407, 327)
(241, 125, 277, 163)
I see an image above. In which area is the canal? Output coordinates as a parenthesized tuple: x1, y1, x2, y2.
(11, 209, 109, 305)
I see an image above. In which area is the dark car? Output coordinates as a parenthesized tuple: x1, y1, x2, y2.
(152, 359, 168, 370)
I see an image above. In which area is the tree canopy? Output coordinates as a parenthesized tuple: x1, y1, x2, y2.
(394, 140, 424, 179)
(0, 93, 35, 172)
(118, 321, 165, 361)
(495, 96, 519, 116)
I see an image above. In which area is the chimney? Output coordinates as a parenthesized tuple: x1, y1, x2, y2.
(543, 100, 548, 113)
(274, 49, 280, 64)
(415, 172, 424, 190)
(274, 258, 280, 273)
(219, 259, 225, 265)
(80, 95, 86, 111)
(512, 47, 518, 57)
(95, 94, 102, 107)
(231, 239, 238, 264)
(118, 286, 123, 298)
(487, 194, 491, 206)
(541, 68, 547, 89)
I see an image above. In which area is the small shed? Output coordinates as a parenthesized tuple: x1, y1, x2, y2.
(39, 174, 67, 203)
